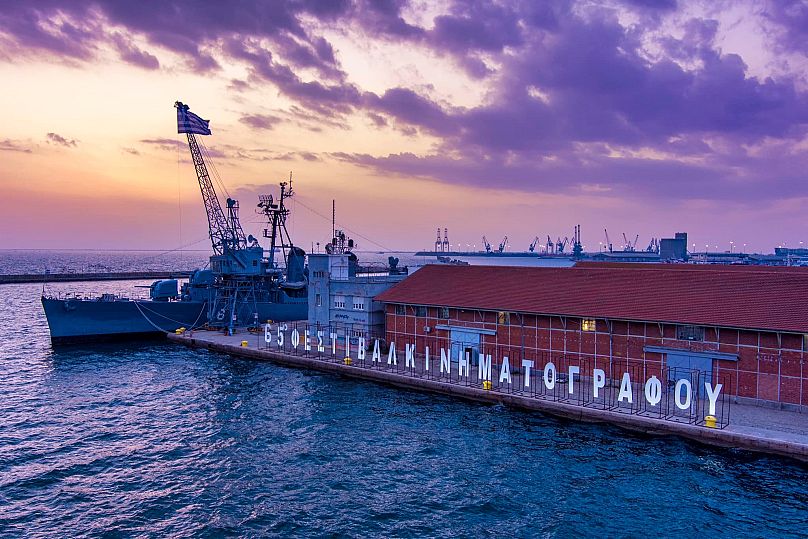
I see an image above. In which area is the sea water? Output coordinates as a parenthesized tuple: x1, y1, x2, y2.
(0, 254, 806, 537)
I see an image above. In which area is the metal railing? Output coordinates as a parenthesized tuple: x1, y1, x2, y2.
(257, 321, 732, 429)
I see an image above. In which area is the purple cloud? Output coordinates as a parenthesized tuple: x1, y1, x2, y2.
(139, 137, 184, 151)
(141, 137, 229, 159)
(240, 114, 282, 130)
(764, 0, 808, 54)
(0, 139, 33, 153)
(0, 4, 98, 61)
(46, 132, 77, 147)
(111, 33, 159, 69)
(1, 1, 807, 206)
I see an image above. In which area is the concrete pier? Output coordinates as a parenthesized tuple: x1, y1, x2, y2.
(167, 330, 808, 463)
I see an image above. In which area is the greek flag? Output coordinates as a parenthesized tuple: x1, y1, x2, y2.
(177, 103, 211, 135)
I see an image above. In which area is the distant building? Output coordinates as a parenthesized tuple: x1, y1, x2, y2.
(660, 232, 688, 261)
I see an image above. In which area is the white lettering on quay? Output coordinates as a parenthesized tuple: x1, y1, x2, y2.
(264, 327, 723, 416)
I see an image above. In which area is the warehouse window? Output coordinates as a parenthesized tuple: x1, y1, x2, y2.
(315, 293, 322, 307)
(498, 311, 511, 325)
(334, 296, 346, 309)
(439, 307, 450, 318)
(582, 318, 596, 332)
(395, 304, 406, 315)
(353, 300, 365, 310)
(415, 306, 427, 317)
(677, 325, 705, 341)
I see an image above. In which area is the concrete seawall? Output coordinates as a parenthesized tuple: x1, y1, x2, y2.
(168, 332, 808, 463)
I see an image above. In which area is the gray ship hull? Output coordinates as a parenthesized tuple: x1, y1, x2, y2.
(42, 297, 208, 344)
(42, 296, 307, 344)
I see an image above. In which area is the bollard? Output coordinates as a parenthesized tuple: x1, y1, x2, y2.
(241, 340, 248, 347)
(175, 327, 186, 335)
(704, 415, 717, 428)
(344, 357, 352, 365)
(482, 380, 492, 390)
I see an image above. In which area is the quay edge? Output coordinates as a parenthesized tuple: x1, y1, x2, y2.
(167, 332, 808, 464)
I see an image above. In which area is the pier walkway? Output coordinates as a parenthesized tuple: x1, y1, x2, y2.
(168, 330, 808, 463)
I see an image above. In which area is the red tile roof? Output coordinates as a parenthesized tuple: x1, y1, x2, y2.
(574, 261, 808, 273)
(376, 264, 808, 334)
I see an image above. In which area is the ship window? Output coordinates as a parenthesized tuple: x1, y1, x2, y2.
(252, 260, 257, 267)
(415, 306, 427, 317)
(582, 318, 596, 332)
(498, 311, 511, 325)
(353, 300, 365, 310)
(395, 304, 405, 315)
(440, 307, 450, 318)
(315, 293, 322, 307)
(677, 325, 704, 341)
(334, 296, 345, 309)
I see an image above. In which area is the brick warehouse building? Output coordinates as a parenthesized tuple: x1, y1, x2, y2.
(375, 264, 808, 408)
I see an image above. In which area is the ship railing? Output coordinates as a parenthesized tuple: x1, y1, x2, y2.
(44, 291, 151, 301)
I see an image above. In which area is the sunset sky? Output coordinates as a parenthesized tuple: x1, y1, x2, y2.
(1, 0, 807, 253)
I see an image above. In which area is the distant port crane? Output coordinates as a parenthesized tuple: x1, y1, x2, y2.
(529, 236, 540, 252)
(498, 236, 508, 253)
(623, 233, 639, 252)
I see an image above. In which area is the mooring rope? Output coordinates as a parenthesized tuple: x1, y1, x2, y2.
(133, 300, 208, 334)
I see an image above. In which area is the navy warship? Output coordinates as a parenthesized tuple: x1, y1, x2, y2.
(42, 102, 308, 344)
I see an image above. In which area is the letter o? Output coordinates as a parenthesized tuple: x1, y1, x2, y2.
(543, 362, 556, 390)
(675, 379, 692, 410)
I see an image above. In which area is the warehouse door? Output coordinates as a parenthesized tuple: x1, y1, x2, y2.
(666, 352, 712, 397)
(450, 329, 480, 365)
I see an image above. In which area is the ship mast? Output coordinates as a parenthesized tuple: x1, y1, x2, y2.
(258, 172, 296, 269)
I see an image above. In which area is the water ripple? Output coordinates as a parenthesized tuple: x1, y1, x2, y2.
(0, 282, 806, 537)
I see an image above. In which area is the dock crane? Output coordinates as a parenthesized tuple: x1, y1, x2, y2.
(529, 236, 540, 252)
(556, 237, 568, 253)
(498, 236, 508, 253)
(604, 229, 613, 252)
(622, 233, 639, 252)
(546, 235, 555, 254)
(572, 224, 583, 258)
(482, 236, 492, 253)
(176, 101, 246, 256)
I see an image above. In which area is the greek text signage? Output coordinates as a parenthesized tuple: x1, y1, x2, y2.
(265, 324, 728, 426)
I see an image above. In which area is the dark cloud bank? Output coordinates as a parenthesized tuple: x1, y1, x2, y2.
(1, 0, 807, 202)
